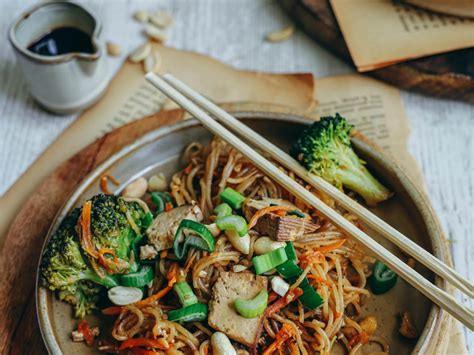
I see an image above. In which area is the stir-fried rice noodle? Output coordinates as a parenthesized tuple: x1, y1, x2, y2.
(111, 138, 387, 354)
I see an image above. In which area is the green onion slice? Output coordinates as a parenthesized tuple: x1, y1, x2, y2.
(253, 247, 288, 275)
(120, 266, 154, 288)
(284, 242, 297, 261)
(173, 281, 199, 307)
(214, 203, 232, 217)
(220, 188, 246, 209)
(150, 192, 165, 214)
(276, 260, 302, 279)
(369, 261, 398, 294)
(234, 290, 268, 318)
(173, 219, 215, 260)
(167, 303, 208, 322)
(216, 215, 248, 237)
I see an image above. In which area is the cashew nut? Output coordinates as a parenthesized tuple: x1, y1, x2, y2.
(254, 237, 286, 255)
(211, 332, 236, 355)
(122, 177, 148, 198)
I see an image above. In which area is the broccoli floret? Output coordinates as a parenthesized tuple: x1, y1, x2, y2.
(290, 114, 391, 206)
(40, 193, 147, 317)
(89, 194, 145, 262)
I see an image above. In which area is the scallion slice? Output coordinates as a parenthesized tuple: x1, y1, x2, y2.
(276, 260, 302, 279)
(220, 188, 246, 209)
(216, 215, 248, 237)
(167, 303, 208, 322)
(173, 281, 198, 307)
(284, 241, 297, 261)
(120, 266, 154, 288)
(214, 203, 232, 217)
(252, 247, 288, 275)
(234, 290, 268, 318)
(173, 219, 215, 260)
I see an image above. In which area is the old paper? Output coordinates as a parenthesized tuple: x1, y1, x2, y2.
(330, 0, 474, 71)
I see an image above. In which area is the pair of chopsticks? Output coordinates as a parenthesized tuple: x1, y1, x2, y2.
(145, 72, 474, 330)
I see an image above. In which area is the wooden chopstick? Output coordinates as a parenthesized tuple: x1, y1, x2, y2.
(145, 72, 474, 330)
(162, 74, 474, 299)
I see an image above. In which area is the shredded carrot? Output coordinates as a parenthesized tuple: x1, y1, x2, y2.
(348, 331, 369, 348)
(248, 206, 293, 229)
(307, 274, 331, 286)
(160, 250, 168, 258)
(265, 288, 303, 318)
(119, 338, 169, 351)
(201, 343, 209, 355)
(184, 163, 193, 174)
(134, 262, 178, 307)
(316, 239, 346, 254)
(77, 319, 94, 346)
(165, 202, 173, 212)
(268, 291, 279, 304)
(299, 250, 325, 268)
(97, 248, 127, 274)
(80, 201, 98, 258)
(100, 174, 119, 195)
(262, 324, 294, 355)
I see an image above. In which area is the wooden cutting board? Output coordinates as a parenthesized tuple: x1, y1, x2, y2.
(280, 0, 474, 103)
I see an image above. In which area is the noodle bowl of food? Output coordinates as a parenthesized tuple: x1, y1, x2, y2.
(36, 112, 449, 354)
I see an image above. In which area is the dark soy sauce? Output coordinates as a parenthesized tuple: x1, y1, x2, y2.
(27, 27, 94, 56)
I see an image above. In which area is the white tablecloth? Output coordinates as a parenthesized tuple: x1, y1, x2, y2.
(0, 0, 472, 350)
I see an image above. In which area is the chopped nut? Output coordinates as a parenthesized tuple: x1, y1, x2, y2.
(106, 41, 121, 56)
(122, 177, 148, 198)
(399, 311, 418, 339)
(149, 11, 174, 28)
(266, 25, 294, 43)
(143, 49, 162, 73)
(359, 315, 377, 335)
(148, 173, 167, 191)
(134, 10, 149, 23)
(71, 330, 84, 342)
(144, 24, 168, 43)
(129, 43, 151, 63)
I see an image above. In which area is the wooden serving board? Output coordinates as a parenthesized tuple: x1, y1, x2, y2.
(280, 0, 474, 103)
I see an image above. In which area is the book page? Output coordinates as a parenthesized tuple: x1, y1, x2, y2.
(330, 0, 474, 71)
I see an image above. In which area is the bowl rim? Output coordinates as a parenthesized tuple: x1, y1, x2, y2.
(36, 112, 448, 354)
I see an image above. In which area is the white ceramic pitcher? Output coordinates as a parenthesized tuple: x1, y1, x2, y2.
(9, 2, 109, 114)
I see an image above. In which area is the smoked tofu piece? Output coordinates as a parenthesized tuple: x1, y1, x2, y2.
(208, 272, 267, 347)
(146, 204, 203, 251)
(243, 199, 319, 241)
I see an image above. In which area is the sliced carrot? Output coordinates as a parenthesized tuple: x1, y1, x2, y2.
(100, 174, 119, 195)
(316, 239, 346, 253)
(248, 206, 293, 229)
(80, 201, 98, 258)
(165, 202, 173, 212)
(134, 262, 178, 307)
(262, 324, 294, 355)
(265, 288, 303, 318)
(97, 248, 128, 274)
